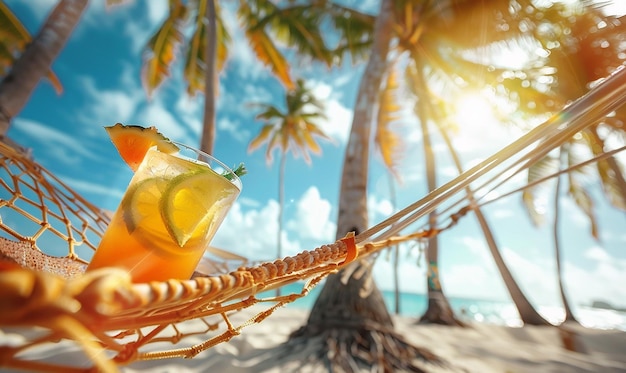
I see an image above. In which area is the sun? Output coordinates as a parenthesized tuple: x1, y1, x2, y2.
(453, 93, 500, 130)
(447, 90, 521, 156)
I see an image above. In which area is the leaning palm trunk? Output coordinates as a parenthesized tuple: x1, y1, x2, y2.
(554, 146, 578, 323)
(439, 125, 550, 326)
(0, 0, 87, 135)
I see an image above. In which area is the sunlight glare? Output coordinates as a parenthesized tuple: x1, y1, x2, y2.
(454, 94, 499, 130)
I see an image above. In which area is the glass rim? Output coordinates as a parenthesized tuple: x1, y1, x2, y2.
(172, 141, 242, 191)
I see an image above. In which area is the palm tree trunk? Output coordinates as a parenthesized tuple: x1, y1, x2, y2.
(0, 0, 88, 136)
(554, 146, 578, 323)
(288, 1, 441, 370)
(388, 174, 400, 314)
(416, 92, 461, 326)
(276, 151, 285, 296)
(200, 0, 217, 155)
(304, 0, 394, 321)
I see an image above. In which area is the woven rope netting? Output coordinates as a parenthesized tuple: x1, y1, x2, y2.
(2, 67, 626, 372)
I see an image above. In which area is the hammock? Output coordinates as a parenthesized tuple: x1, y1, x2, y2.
(2, 66, 626, 372)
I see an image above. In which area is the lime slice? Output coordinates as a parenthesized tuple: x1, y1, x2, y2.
(160, 169, 229, 247)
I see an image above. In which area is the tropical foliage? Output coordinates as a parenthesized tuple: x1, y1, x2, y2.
(377, 0, 626, 326)
(248, 79, 330, 290)
(135, 0, 374, 154)
(0, 1, 62, 93)
(0, 0, 86, 136)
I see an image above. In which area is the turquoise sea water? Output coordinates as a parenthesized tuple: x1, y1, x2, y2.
(259, 282, 626, 331)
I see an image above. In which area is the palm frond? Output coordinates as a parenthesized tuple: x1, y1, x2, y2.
(287, 119, 308, 163)
(0, 1, 30, 48)
(0, 2, 62, 93)
(238, 1, 294, 89)
(262, 4, 333, 67)
(300, 123, 322, 155)
(142, 0, 188, 97)
(586, 128, 626, 210)
(184, 4, 207, 97)
(248, 124, 274, 154)
(215, 9, 231, 72)
(105, 0, 131, 8)
(424, 0, 535, 48)
(265, 129, 283, 164)
(255, 105, 284, 121)
(184, 0, 230, 97)
(249, 79, 331, 166)
(568, 173, 599, 239)
(325, 2, 375, 65)
(522, 155, 559, 227)
(375, 65, 403, 180)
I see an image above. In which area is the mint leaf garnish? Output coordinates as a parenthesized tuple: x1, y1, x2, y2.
(222, 163, 246, 180)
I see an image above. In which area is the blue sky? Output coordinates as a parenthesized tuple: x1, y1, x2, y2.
(5, 0, 626, 319)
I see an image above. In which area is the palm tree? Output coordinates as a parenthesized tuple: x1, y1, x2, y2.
(391, 0, 626, 326)
(287, 1, 444, 371)
(389, 0, 555, 325)
(138, 0, 367, 154)
(247, 79, 331, 295)
(490, 1, 626, 324)
(0, 0, 86, 138)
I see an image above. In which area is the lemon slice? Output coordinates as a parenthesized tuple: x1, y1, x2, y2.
(160, 169, 231, 247)
(122, 176, 172, 249)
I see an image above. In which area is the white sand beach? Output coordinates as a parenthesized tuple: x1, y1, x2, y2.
(3, 305, 625, 372)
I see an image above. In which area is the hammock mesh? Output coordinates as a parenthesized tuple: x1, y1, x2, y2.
(3, 65, 626, 372)
(0, 140, 424, 372)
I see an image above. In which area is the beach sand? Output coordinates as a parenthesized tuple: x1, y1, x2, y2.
(2, 305, 625, 372)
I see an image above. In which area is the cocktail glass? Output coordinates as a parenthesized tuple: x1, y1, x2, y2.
(87, 143, 241, 282)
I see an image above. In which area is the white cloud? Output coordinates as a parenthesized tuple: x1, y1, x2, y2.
(82, 1, 168, 54)
(287, 187, 336, 242)
(565, 249, 626, 310)
(175, 95, 203, 136)
(59, 175, 125, 203)
(373, 253, 426, 294)
(211, 200, 278, 258)
(367, 229, 626, 318)
(77, 73, 143, 129)
(138, 101, 188, 141)
(584, 245, 612, 262)
(320, 99, 352, 145)
(310, 82, 352, 144)
(10, 118, 99, 164)
(367, 194, 394, 224)
(501, 247, 560, 305)
(211, 199, 301, 261)
(218, 117, 250, 143)
(443, 262, 508, 300)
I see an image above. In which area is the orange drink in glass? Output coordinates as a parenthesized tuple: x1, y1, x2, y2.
(87, 143, 241, 282)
